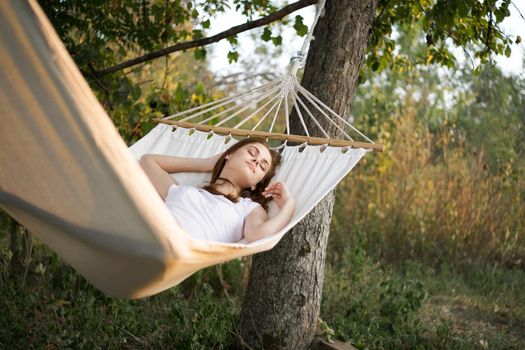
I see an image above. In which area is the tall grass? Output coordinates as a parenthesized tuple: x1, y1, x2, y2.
(332, 100, 525, 269)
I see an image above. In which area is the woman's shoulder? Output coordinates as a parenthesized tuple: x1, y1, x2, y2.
(239, 195, 256, 204)
(239, 196, 263, 212)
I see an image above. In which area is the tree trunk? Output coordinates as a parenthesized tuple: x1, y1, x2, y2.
(234, 1, 378, 349)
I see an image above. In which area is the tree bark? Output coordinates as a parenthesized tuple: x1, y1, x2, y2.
(234, 1, 378, 349)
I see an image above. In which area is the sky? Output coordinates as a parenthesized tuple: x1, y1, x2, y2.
(208, 3, 316, 77)
(206, 1, 525, 78)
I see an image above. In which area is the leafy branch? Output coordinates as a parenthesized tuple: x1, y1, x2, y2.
(92, 0, 316, 77)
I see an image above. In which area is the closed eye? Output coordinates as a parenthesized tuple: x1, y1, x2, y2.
(248, 146, 269, 171)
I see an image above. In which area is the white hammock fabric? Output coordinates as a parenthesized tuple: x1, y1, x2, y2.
(0, 0, 369, 299)
(128, 124, 367, 248)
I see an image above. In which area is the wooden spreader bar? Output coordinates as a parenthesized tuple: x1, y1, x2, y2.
(154, 119, 384, 152)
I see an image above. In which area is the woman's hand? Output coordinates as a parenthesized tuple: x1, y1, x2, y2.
(262, 182, 294, 209)
(244, 181, 295, 243)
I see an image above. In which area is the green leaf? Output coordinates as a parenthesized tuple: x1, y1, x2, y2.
(192, 29, 204, 40)
(271, 35, 282, 46)
(174, 85, 189, 104)
(357, 71, 366, 85)
(191, 8, 199, 19)
(141, 121, 155, 135)
(227, 35, 238, 45)
(131, 86, 142, 101)
(293, 15, 308, 37)
(194, 47, 207, 61)
(516, 35, 522, 44)
(195, 82, 206, 95)
(504, 45, 511, 57)
(472, 65, 482, 75)
(202, 19, 210, 29)
(227, 50, 239, 63)
(261, 27, 272, 42)
(494, 0, 511, 23)
(457, 2, 469, 18)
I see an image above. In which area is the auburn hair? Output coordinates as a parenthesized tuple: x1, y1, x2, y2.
(202, 137, 281, 210)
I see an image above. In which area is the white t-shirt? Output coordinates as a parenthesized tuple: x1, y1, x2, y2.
(164, 184, 261, 243)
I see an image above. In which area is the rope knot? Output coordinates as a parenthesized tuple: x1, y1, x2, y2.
(289, 52, 306, 66)
(279, 74, 296, 98)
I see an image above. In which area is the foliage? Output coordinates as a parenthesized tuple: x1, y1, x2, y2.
(38, 0, 517, 107)
(335, 104, 524, 268)
(2, 222, 523, 349)
(0, 237, 245, 349)
(452, 65, 525, 172)
(322, 233, 429, 349)
(38, 0, 279, 65)
(322, 237, 525, 349)
(367, 0, 518, 77)
(37, 0, 229, 145)
(334, 51, 525, 269)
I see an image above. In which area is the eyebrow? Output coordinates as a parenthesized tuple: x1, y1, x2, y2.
(249, 146, 270, 167)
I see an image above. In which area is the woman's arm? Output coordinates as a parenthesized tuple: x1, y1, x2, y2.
(139, 153, 222, 199)
(243, 182, 295, 243)
(139, 153, 220, 174)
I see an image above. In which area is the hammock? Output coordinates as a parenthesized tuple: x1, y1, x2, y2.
(0, 0, 380, 299)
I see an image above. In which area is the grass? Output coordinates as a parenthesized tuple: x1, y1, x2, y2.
(0, 241, 242, 349)
(417, 264, 525, 349)
(321, 240, 525, 350)
(1, 231, 524, 349)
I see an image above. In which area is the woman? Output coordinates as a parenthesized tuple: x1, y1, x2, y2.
(139, 137, 295, 244)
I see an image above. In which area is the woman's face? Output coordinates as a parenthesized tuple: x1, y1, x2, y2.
(224, 143, 272, 188)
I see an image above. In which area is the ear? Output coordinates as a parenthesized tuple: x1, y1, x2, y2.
(251, 185, 256, 191)
(225, 154, 230, 160)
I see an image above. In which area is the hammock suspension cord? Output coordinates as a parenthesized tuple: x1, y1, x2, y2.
(153, 0, 382, 152)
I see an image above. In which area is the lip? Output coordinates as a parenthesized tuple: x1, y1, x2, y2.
(245, 161, 255, 173)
